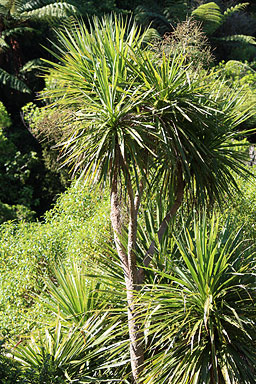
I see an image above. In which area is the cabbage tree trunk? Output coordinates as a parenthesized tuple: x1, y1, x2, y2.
(110, 162, 184, 383)
(110, 167, 144, 383)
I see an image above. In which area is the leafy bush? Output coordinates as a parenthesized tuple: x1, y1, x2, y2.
(0, 101, 69, 222)
(221, 165, 256, 241)
(0, 102, 37, 222)
(22, 101, 71, 187)
(12, 261, 126, 383)
(0, 102, 11, 129)
(0, 181, 111, 340)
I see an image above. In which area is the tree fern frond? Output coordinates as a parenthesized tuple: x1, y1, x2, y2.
(0, 37, 10, 50)
(216, 34, 256, 45)
(142, 28, 161, 43)
(163, 0, 190, 22)
(223, 2, 249, 22)
(0, 68, 31, 93)
(135, 5, 171, 34)
(192, 2, 223, 35)
(0, 0, 15, 12)
(0, 4, 9, 16)
(2, 26, 39, 38)
(19, 2, 79, 21)
(14, 0, 46, 13)
(19, 58, 45, 73)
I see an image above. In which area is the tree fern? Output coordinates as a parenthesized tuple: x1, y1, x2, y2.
(14, 0, 53, 12)
(191, 1, 255, 60)
(163, 0, 190, 22)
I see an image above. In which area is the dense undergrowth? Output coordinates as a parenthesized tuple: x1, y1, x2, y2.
(0, 182, 111, 340)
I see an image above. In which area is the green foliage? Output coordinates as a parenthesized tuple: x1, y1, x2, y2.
(0, 340, 23, 384)
(11, 257, 127, 383)
(163, 0, 190, 23)
(0, 67, 31, 93)
(14, 319, 84, 383)
(0, 181, 111, 339)
(16, 0, 79, 21)
(192, 2, 224, 35)
(0, 102, 11, 129)
(22, 102, 70, 187)
(134, 0, 191, 35)
(0, 102, 40, 222)
(222, 165, 256, 242)
(192, 2, 256, 61)
(42, 263, 109, 325)
(141, 215, 256, 383)
(0, 101, 71, 222)
(41, 16, 252, 207)
(214, 60, 256, 133)
(192, 2, 249, 35)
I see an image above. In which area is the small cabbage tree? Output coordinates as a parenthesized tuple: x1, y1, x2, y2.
(40, 16, 252, 382)
(141, 215, 256, 384)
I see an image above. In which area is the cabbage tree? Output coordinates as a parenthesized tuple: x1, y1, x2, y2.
(41, 16, 252, 382)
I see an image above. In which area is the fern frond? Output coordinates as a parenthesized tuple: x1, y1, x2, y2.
(19, 58, 45, 73)
(192, 2, 223, 35)
(225, 60, 255, 76)
(135, 6, 171, 34)
(0, 0, 15, 10)
(0, 4, 9, 16)
(217, 34, 256, 45)
(0, 0, 17, 15)
(2, 27, 38, 38)
(0, 68, 31, 93)
(19, 2, 79, 21)
(14, 0, 57, 13)
(0, 37, 10, 50)
(164, 0, 190, 21)
(142, 28, 161, 43)
(223, 2, 249, 22)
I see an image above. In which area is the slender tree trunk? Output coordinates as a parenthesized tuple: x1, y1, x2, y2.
(110, 168, 129, 277)
(111, 156, 184, 381)
(126, 178, 144, 382)
(110, 166, 144, 383)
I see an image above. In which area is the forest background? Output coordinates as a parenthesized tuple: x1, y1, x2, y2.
(0, 1, 256, 383)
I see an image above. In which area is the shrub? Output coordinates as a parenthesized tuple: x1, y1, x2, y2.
(222, 165, 256, 241)
(0, 181, 111, 340)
